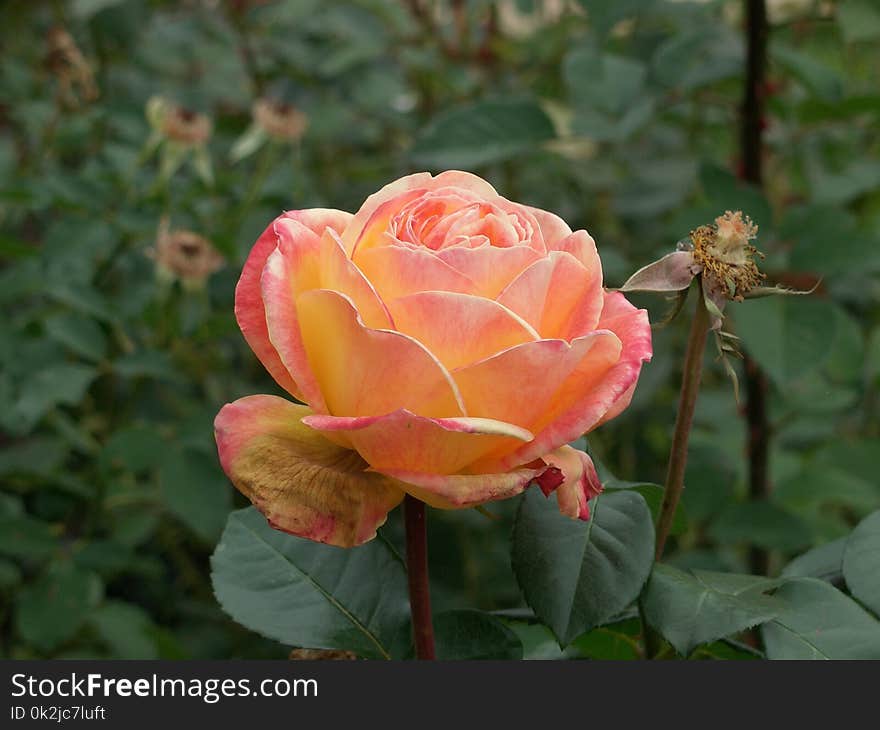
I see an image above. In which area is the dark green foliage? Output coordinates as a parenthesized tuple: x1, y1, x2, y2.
(1, 0, 878, 659)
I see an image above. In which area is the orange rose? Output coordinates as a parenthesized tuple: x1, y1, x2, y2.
(215, 171, 652, 547)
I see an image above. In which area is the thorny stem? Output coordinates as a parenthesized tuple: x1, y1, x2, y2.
(404, 495, 436, 660)
(655, 285, 711, 560)
(740, 0, 771, 576)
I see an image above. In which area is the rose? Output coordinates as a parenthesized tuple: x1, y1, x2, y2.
(215, 171, 652, 547)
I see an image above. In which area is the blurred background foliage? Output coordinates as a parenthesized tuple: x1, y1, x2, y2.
(0, 0, 878, 659)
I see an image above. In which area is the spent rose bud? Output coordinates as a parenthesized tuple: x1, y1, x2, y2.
(230, 98, 308, 163)
(253, 98, 308, 142)
(46, 26, 99, 107)
(148, 218, 224, 289)
(144, 97, 214, 186)
(147, 96, 212, 146)
(692, 210, 765, 303)
(618, 210, 810, 400)
(214, 171, 652, 547)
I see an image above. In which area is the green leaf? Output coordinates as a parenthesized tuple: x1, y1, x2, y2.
(73, 539, 140, 579)
(100, 424, 167, 473)
(15, 561, 103, 653)
(230, 123, 268, 163)
(569, 618, 642, 660)
(812, 439, 880, 487)
(159, 448, 232, 543)
(642, 565, 783, 656)
(71, 0, 127, 20)
(14, 364, 98, 430)
(613, 483, 688, 537)
(773, 45, 843, 102)
(211, 507, 410, 659)
(89, 600, 160, 659)
(111, 350, 181, 381)
(0, 515, 58, 560)
(782, 538, 846, 583)
(48, 284, 117, 324)
(796, 94, 880, 124)
(810, 159, 880, 207)
(782, 204, 879, 276)
(511, 487, 654, 646)
(775, 467, 878, 515)
(842, 510, 880, 616)
(0, 557, 22, 589)
(651, 27, 741, 91)
(43, 314, 107, 362)
(108, 505, 160, 548)
(576, 0, 655, 36)
(411, 100, 555, 168)
(0, 234, 38, 259)
(709, 501, 812, 552)
(500, 619, 569, 660)
(762, 578, 880, 659)
(0, 436, 68, 477)
(432, 610, 523, 660)
(690, 639, 762, 660)
(565, 47, 646, 117)
(837, 0, 880, 43)
(732, 296, 837, 387)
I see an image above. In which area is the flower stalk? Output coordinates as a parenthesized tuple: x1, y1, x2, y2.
(654, 282, 711, 560)
(741, 0, 771, 577)
(404, 495, 436, 659)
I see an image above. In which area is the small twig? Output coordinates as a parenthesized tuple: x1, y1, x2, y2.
(655, 284, 711, 560)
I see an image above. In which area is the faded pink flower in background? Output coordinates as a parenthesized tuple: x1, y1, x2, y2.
(215, 171, 652, 547)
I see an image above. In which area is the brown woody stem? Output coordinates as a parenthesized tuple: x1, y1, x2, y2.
(740, 0, 772, 576)
(404, 495, 436, 660)
(655, 285, 710, 559)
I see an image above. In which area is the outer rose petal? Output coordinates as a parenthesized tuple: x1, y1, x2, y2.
(540, 445, 603, 520)
(452, 332, 622, 437)
(260, 233, 325, 411)
(214, 395, 404, 548)
(501, 291, 652, 469)
(386, 291, 539, 371)
(590, 291, 654, 426)
(374, 437, 599, 517)
(594, 380, 638, 427)
(311, 227, 392, 330)
(296, 289, 466, 418)
(235, 220, 306, 400)
(303, 409, 533, 475)
(283, 208, 354, 237)
(236, 209, 352, 400)
(525, 206, 573, 248)
(377, 464, 549, 511)
(496, 242, 603, 339)
(261, 221, 394, 412)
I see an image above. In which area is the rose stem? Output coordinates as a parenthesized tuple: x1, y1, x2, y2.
(404, 495, 436, 660)
(654, 283, 710, 560)
(740, 0, 772, 577)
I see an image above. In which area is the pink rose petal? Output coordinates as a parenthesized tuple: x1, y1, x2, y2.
(214, 395, 403, 548)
